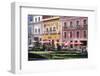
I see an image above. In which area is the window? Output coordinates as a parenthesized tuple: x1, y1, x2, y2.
(70, 21, 73, 27)
(35, 18, 37, 22)
(46, 28, 48, 32)
(38, 17, 40, 21)
(83, 31, 87, 38)
(53, 27, 56, 31)
(83, 20, 87, 28)
(35, 29, 37, 33)
(76, 21, 80, 28)
(50, 27, 52, 32)
(64, 22, 66, 27)
(70, 32, 73, 38)
(83, 20, 87, 25)
(76, 21, 79, 25)
(38, 28, 40, 34)
(76, 31, 79, 38)
(64, 32, 67, 38)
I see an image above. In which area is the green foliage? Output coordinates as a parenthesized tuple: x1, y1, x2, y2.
(29, 51, 88, 60)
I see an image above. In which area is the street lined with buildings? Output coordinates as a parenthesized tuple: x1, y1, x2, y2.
(28, 15, 87, 49)
(28, 15, 88, 60)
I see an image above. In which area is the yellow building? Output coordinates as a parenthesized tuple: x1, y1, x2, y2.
(42, 16, 61, 43)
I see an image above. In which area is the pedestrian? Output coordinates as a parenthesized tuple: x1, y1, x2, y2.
(57, 43, 61, 51)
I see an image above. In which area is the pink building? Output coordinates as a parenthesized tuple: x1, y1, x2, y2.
(60, 16, 88, 48)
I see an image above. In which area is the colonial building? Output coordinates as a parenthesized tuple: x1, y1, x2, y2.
(42, 16, 61, 43)
(60, 16, 88, 48)
(32, 16, 43, 42)
(28, 15, 88, 48)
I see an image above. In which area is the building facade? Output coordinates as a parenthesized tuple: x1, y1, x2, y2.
(42, 16, 61, 43)
(28, 15, 88, 49)
(32, 16, 43, 42)
(60, 16, 88, 48)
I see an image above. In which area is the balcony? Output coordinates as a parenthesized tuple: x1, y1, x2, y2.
(76, 25, 81, 29)
(63, 26, 75, 30)
(83, 24, 88, 29)
(63, 26, 68, 29)
(44, 30, 60, 35)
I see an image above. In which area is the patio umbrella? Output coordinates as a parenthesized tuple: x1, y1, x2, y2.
(64, 41, 70, 46)
(70, 41, 82, 45)
(69, 41, 73, 45)
(42, 40, 50, 43)
(74, 41, 82, 45)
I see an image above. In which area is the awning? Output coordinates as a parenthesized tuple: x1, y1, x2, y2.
(42, 40, 50, 43)
(70, 41, 82, 45)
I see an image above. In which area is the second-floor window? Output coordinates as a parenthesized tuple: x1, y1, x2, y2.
(38, 28, 40, 34)
(53, 27, 56, 31)
(50, 27, 52, 32)
(83, 31, 87, 38)
(76, 21, 80, 28)
(38, 17, 40, 21)
(70, 21, 73, 27)
(64, 22, 67, 27)
(35, 29, 37, 33)
(46, 28, 48, 32)
(83, 19, 87, 26)
(83, 20, 87, 24)
(70, 32, 73, 38)
(35, 18, 37, 22)
(76, 21, 79, 25)
(64, 32, 67, 38)
(83, 20, 87, 28)
(76, 31, 80, 38)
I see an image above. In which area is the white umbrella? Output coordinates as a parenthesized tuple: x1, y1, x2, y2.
(64, 41, 70, 46)
(42, 41, 50, 43)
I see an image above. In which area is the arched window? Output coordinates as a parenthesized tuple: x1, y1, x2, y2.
(70, 21, 73, 27)
(38, 17, 40, 21)
(35, 18, 37, 22)
(38, 28, 40, 34)
(76, 21, 80, 28)
(83, 19, 87, 28)
(64, 32, 67, 38)
(35, 29, 37, 33)
(76, 31, 79, 38)
(83, 20, 87, 25)
(83, 31, 87, 38)
(64, 22, 66, 27)
(53, 27, 56, 31)
(76, 21, 79, 25)
(46, 28, 48, 32)
(50, 27, 52, 32)
(70, 32, 73, 38)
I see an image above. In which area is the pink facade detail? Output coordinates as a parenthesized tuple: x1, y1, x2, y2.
(60, 16, 88, 48)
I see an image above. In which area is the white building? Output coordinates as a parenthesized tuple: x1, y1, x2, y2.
(32, 16, 43, 42)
